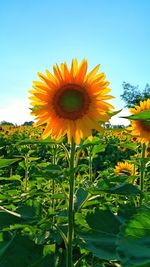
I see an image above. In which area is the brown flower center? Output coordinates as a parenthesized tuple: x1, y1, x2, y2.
(53, 84, 90, 120)
(146, 146, 150, 153)
(119, 169, 131, 176)
(141, 120, 150, 131)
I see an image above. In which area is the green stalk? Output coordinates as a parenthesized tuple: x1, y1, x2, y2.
(52, 144, 57, 211)
(24, 154, 29, 192)
(140, 143, 146, 205)
(89, 147, 93, 182)
(66, 138, 76, 267)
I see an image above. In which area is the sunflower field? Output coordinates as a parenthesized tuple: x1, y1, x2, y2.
(0, 120, 150, 267)
(0, 60, 150, 267)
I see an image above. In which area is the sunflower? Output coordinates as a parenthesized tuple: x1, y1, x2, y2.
(131, 136, 138, 142)
(118, 145, 126, 152)
(114, 161, 137, 177)
(29, 59, 114, 144)
(129, 99, 150, 144)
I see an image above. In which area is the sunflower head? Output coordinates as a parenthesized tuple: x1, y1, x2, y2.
(132, 136, 138, 142)
(29, 59, 114, 144)
(114, 161, 137, 178)
(129, 99, 150, 145)
(118, 146, 126, 152)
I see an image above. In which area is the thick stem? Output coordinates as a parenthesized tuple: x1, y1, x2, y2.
(24, 155, 29, 192)
(52, 145, 57, 211)
(140, 143, 146, 204)
(67, 138, 76, 267)
(89, 147, 92, 182)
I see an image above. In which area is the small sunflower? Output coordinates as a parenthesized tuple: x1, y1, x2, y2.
(132, 136, 138, 142)
(118, 146, 126, 152)
(129, 99, 150, 144)
(114, 161, 136, 177)
(29, 59, 114, 144)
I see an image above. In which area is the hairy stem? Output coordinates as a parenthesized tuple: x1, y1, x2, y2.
(66, 138, 76, 267)
(140, 143, 146, 205)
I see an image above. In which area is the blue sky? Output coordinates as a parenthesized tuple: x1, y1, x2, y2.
(0, 0, 150, 124)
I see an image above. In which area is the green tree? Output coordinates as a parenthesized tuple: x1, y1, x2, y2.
(22, 121, 34, 126)
(120, 82, 150, 108)
(0, 120, 14, 126)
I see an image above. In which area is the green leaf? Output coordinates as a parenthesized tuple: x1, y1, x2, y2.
(28, 157, 40, 162)
(0, 234, 55, 267)
(108, 183, 140, 196)
(34, 164, 62, 182)
(118, 142, 138, 151)
(43, 244, 55, 256)
(77, 209, 121, 260)
(37, 164, 61, 173)
(17, 205, 36, 219)
(81, 137, 103, 148)
(0, 158, 21, 168)
(117, 208, 150, 267)
(107, 109, 122, 118)
(0, 205, 36, 228)
(0, 211, 22, 228)
(117, 204, 138, 223)
(0, 175, 21, 181)
(89, 183, 140, 196)
(92, 144, 106, 156)
(17, 139, 60, 145)
(0, 236, 13, 258)
(53, 193, 65, 199)
(19, 161, 26, 170)
(121, 109, 150, 121)
(74, 188, 88, 211)
(29, 105, 41, 112)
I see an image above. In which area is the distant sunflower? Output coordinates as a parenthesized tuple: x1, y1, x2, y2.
(114, 161, 136, 177)
(118, 145, 126, 152)
(29, 59, 114, 144)
(129, 99, 150, 144)
(132, 136, 138, 142)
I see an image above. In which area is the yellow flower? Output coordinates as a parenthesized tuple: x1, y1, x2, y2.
(118, 145, 126, 152)
(114, 161, 137, 177)
(129, 99, 150, 144)
(131, 136, 138, 142)
(29, 59, 114, 144)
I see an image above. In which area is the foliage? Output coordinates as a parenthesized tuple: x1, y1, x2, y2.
(121, 82, 150, 108)
(0, 121, 14, 126)
(22, 121, 34, 126)
(0, 125, 150, 266)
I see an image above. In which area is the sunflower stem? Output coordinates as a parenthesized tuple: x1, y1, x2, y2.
(140, 143, 146, 205)
(24, 153, 29, 192)
(52, 144, 57, 218)
(89, 147, 93, 182)
(67, 138, 76, 267)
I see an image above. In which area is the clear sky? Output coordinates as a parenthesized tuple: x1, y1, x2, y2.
(0, 0, 150, 125)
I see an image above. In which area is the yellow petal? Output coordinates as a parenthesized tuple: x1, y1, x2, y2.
(86, 64, 100, 80)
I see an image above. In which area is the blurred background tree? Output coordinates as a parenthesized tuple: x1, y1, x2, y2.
(22, 121, 34, 126)
(0, 120, 14, 126)
(120, 82, 150, 108)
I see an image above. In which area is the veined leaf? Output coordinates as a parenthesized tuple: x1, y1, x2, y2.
(107, 109, 122, 118)
(0, 158, 21, 168)
(88, 182, 140, 196)
(121, 109, 150, 121)
(77, 209, 121, 260)
(117, 208, 150, 267)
